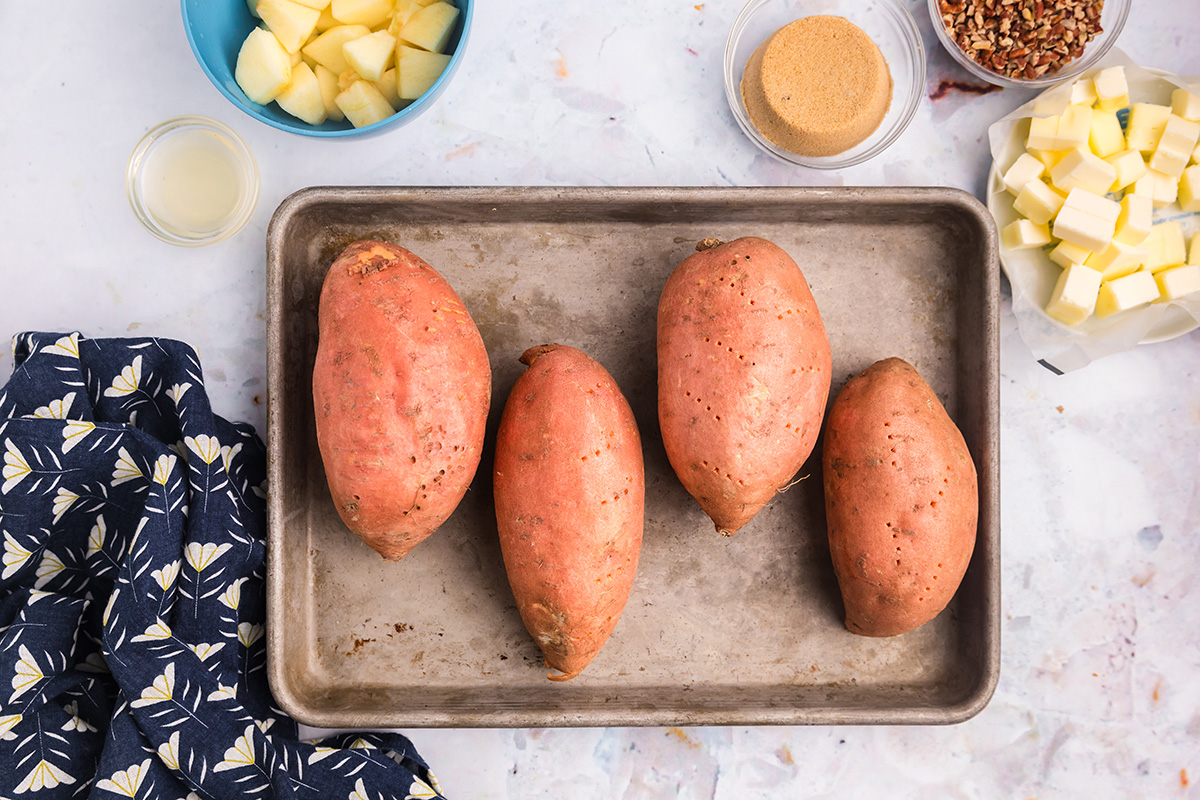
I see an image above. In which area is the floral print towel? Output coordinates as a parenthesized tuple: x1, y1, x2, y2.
(0, 333, 443, 800)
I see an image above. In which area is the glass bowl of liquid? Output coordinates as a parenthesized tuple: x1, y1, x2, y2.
(127, 116, 259, 246)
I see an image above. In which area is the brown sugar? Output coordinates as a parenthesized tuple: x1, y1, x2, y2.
(741, 16, 892, 158)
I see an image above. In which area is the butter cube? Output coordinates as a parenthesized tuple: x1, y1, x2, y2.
(1052, 188, 1119, 252)
(1191, 232, 1200, 265)
(1130, 173, 1154, 197)
(1002, 152, 1046, 196)
(1113, 194, 1153, 245)
(1168, 114, 1200, 151)
(1088, 109, 1125, 158)
(1049, 240, 1092, 268)
(1062, 187, 1121, 222)
(1069, 77, 1097, 107)
(1053, 207, 1115, 252)
(1085, 239, 1147, 281)
(1104, 149, 1147, 190)
(1027, 116, 1060, 151)
(1143, 221, 1187, 271)
(1056, 105, 1093, 150)
(1013, 179, 1065, 225)
(1193, 140, 1200, 166)
(1024, 108, 1092, 152)
(1050, 147, 1118, 195)
(1093, 66, 1129, 112)
(1029, 148, 1070, 169)
(1002, 218, 1052, 250)
(1179, 164, 1200, 212)
(1149, 115, 1200, 178)
(1171, 87, 1200, 122)
(1158, 113, 1200, 153)
(1045, 263, 1102, 325)
(1125, 103, 1171, 152)
(1154, 264, 1200, 302)
(1131, 169, 1179, 207)
(1096, 270, 1160, 317)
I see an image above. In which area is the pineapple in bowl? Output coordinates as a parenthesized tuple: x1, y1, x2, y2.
(182, 0, 472, 136)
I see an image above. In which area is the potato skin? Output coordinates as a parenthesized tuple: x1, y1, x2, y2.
(493, 344, 644, 681)
(822, 358, 978, 637)
(313, 240, 491, 561)
(657, 237, 832, 535)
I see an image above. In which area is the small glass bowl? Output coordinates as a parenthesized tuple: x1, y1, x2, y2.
(127, 116, 259, 247)
(724, 0, 925, 169)
(927, 0, 1131, 89)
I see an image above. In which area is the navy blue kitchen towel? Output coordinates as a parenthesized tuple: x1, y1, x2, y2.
(0, 333, 443, 799)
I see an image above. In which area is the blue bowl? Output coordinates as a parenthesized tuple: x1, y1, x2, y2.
(181, 0, 472, 137)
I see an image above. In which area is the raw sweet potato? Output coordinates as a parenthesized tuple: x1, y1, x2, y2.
(657, 236, 832, 535)
(493, 344, 644, 681)
(822, 357, 978, 637)
(312, 240, 491, 561)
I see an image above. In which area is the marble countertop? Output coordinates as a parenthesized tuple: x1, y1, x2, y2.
(3, 1, 1199, 796)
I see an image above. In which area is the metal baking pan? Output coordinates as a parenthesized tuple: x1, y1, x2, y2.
(265, 186, 1000, 728)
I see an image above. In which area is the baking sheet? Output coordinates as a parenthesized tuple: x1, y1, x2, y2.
(265, 186, 1000, 728)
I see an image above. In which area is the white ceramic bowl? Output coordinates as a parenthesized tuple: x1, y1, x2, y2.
(987, 64, 1200, 358)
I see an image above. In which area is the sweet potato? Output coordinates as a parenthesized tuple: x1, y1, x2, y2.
(312, 240, 491, 561)
(657, 236, 832, 535)
(493, 344, 644, 681)
(822, 358, 978, 637)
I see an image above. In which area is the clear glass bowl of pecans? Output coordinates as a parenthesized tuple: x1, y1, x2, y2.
(927, 0, 1130, 88)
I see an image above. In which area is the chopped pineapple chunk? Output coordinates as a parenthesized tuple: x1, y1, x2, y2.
(343, 30, 396, 81)
(373, 68, 404, 109)
(389, 0, 424, 35)
(235, 27, 293, 104)
(276, 62, 328, 125)
(314, 64, 346, 121)
(337, 68, 362, 92)
(302, 24, 370, 75)
(397, 1, 459, 53)
(334, 80, 395, 128)
(236, 0, 460, 126)
(397, 45, 451, 99)
(257, 0, 321, 53)
(331, 0, 393, 27)
(314, 5, 338, 31)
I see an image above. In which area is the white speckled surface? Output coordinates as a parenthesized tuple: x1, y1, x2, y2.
(2, 1, 1198, 797)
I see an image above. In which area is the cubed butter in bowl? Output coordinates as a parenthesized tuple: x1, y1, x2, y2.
(986, 59, 1200, 367)
(181, 0, 472, 137)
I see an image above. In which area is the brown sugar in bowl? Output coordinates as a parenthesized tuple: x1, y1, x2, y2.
(741, 16, 893, 158)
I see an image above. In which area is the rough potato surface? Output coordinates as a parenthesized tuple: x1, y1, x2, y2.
(657, 236, 832, 535)
(493, 344, 644, 681)
(313, 240, 491, 561)
(822, 358, 978, 637)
